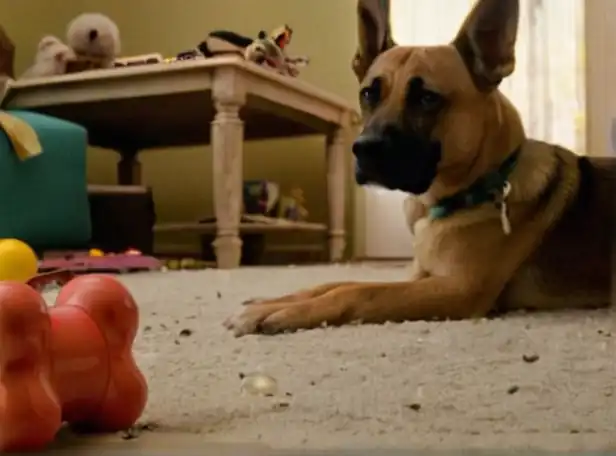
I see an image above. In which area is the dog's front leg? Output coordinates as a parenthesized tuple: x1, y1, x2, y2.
(242, 281, 359, 306)
(245, 260, 428, 306)
(224, 277, 489, 336)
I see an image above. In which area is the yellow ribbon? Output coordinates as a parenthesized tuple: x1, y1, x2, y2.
(0, 111, 42, 161)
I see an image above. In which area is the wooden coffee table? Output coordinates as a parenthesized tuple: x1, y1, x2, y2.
(2, 56, 359, 268)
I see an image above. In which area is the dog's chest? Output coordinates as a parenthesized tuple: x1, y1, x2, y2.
(412, 206, 508, 278)
(412, 217, 466, 277)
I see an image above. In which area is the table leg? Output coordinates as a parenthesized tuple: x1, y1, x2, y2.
(117, 149, 141, 185)
(326, 127, 347, 262)
(211, 100, 244, 269)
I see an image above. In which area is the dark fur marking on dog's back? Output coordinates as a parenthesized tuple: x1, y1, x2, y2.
(526, 155, 614, 304)
(496, 153, 615, 314)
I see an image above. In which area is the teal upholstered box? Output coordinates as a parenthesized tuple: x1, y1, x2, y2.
(0, 110, 91, 250)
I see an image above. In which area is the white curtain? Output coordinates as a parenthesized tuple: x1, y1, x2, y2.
(390, 0, 586, 153)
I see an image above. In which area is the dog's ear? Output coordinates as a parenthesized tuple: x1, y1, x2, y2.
(452, 0, 519, 92)
(353, 0, 395, 81)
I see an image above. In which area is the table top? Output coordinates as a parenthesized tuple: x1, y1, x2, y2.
(1, 56, 359, 150)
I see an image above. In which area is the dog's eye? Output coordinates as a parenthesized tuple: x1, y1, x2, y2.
(418, 90, 443, 110)
(360, 87, 377, 106)
(406, 77, 444, 112)
(359, 77, 382, 109)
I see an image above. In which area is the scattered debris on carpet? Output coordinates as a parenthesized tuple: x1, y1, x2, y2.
(119, 421, 159, 440)
(522, 353, 540, 363)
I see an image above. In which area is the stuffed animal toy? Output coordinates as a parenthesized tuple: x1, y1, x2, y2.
(20, 13, 121, 79)
(244, 25, 309, 76)
(277, 187, 309, 221)
(197, 30, 254, 57)
(65, 13, 121, 70)
(192, 25, 309, 77)
(244, 31, 289, 73)
(20, 36, 76, 79)
(288, 187, 309, 221)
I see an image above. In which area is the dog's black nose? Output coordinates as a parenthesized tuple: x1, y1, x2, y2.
(352, 134, 385, 158)
(88, 29, 98, 41)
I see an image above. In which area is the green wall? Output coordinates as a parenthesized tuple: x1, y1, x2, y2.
(2, 0, 362, 256)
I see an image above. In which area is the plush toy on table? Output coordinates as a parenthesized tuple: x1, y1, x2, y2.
(20, 12, 121, 79)
(20, 36, 76, 79)
(186, 25, 309, 77)
(65, 13, 121, 71)
(244, 25, 309, 76)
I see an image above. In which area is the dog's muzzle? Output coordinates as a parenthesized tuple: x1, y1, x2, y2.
(353, 134, 382, 185)
(352, 128, 442, 195)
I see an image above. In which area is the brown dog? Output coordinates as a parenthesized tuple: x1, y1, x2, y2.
(224, 0, 615, 337)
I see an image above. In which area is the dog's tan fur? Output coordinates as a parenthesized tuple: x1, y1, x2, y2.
(224, 0, 614, 337)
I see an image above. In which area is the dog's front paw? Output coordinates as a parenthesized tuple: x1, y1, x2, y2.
(223, 302, 315, 337)
(223, 306, 267, 336)
(241, 297, 267, 306)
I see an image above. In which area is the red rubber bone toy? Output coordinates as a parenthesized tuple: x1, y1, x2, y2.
(0, 275, 148, 452)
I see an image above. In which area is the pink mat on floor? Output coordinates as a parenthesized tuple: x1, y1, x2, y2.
(39, 252, 162, 274)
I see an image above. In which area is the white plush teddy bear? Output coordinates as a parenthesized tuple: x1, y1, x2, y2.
(66, 12, 121, 69)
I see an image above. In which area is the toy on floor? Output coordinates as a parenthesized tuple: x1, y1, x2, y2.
(27, 268, 75, 292)
(0, 238, 39, 282)
(20, 12, 121, 79)
(0, 275, 147, 452)
(39, 250, 162, 274)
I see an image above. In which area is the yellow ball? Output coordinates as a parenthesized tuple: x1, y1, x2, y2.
(0, 239, 39, 282)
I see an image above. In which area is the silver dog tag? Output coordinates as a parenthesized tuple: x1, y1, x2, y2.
(498, 181, 512, 235)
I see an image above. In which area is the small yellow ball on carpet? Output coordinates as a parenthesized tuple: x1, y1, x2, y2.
(0, 239, 38, 282)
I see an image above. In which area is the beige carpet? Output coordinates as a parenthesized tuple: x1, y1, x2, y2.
(43, 264, 615, 452)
